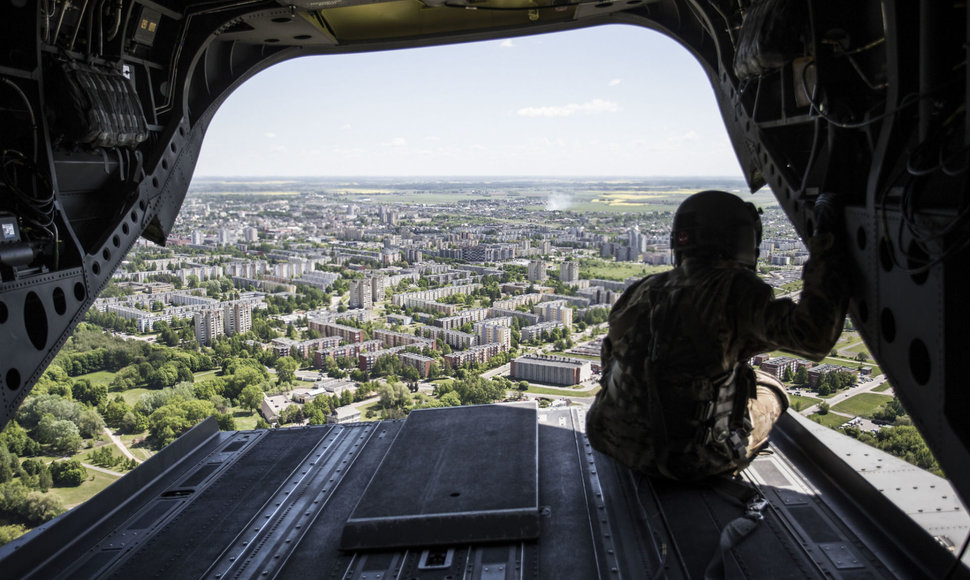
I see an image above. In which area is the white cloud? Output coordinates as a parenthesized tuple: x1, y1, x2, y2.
(332, 147, 365, 155)
(269, 144, 288, 154)
(667, 131, 698, 144)
(516, 98, 619, 118)
(264, 132, 277, 138)
(499, 39, 515, 48)
(609, 79, 621, 86)
(382, 137, 408, 147)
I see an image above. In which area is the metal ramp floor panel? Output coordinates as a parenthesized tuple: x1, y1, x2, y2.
(0, 405, 962, 579)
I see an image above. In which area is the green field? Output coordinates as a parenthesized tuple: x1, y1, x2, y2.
(788, 394, 822, 411)
(832, 393, 894, 417)
(547, 351, 599, 361)
(526, 386, 599, 397)
(120, 388, 153, 407)
(873, 382, 892, 392)
(76, 370, 116, 386)
(810, 412, 848, 428)
(48, 469, 123, 509)
(360, 401, 386, 421)
(232, 409, 259, 430)
(85, 441, 128, 465)
(580, 261, 669, 282)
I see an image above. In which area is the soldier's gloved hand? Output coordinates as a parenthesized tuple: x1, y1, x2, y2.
(813, 193, 842, 237)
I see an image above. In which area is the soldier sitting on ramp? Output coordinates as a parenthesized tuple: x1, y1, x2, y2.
(587, 190, 849, 481)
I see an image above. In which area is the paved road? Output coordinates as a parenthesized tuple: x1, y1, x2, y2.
(103, 427, 144, 464)
(81, 462, 125, 477)
(481, 363, 510, 379)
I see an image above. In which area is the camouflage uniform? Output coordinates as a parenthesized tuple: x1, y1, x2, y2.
(587, 233, 848, 481)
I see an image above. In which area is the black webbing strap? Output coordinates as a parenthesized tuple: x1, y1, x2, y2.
(703, 476, 768, 580)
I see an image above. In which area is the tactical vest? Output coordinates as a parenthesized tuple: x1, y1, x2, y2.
(587, 275, 756, 481)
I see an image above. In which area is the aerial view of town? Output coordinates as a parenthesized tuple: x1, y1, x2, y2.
(0, 176, 933, 543)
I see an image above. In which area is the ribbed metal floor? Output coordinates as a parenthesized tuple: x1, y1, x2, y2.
(0, 404, 961, 579)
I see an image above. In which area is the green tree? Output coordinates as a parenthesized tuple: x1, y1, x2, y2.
(34, 415, 83, 455)
(0, 444, 15, 483)
(238, 384, 264, 413)
(17, 394, 82, 430)
(0, 524, 28, 545)
(439, 391, 462, 407)
(77, 408, 105, 439)
(279, 405, 304, 425)
(71, 379, 108, 407)
(103, 396, 133, 428)
(147, 398, 216, 449)
(50, 459, 87, 487)
(378, 382, 412, 411)
(275, 357, 299, 386)
(0, 421, 39, 457)
(216, 413, 236, 431)
(120, 411, 148, 434)
(37, 465, 52, 492)
(21, 492, 64, 523)
(401, 365, 421, 383)
(817, 401, 830, 415)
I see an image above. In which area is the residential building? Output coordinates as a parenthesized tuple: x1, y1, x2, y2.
(400, 352, 435, 378)
(224, 301, 252, 335)
(560, 261, 579, 284)
(534, 300, 573, 328)
(194, 308, 224, 346)
(349, 278, 373, 309)
(759, 356, 800, 379)
(528, 260, 548, 282)
(511, 355, 592, 386)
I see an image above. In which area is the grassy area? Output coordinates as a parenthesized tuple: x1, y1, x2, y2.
(194, 369, 220, 380)
(788, 394, 822, 411)
(76, 370, 116, 386)
(832, 393, 894, 417)
(232, 409, 259, 430)
(118, 433, 153, 461)
(843, 342, 873, 356)
(873, 382, 892, 392)
(526, 385, 599, 397)
(48, 469, 123, 509)
(546, 351, 599, 361)
(120, 388, 153, 407)
(579, 260, 668, 282)
(85, 440, 128, 464)
(810, 412, 848, 428)
(360, 401, 386, 421)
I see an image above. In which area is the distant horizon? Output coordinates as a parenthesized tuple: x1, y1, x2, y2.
(189, 175, 750, 181)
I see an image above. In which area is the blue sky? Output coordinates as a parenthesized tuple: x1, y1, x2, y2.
(194, 24, 744, 178)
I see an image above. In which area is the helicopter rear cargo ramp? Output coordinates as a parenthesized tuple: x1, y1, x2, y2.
(0, 403, 964, 578)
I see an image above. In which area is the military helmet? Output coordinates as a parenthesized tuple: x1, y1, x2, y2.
(670, 190, 762, 268)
